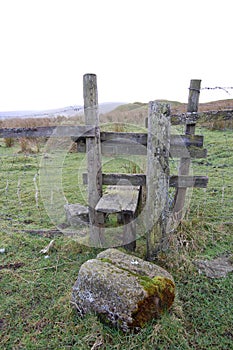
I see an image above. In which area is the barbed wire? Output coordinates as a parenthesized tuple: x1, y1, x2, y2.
(201, 86, 233, 95)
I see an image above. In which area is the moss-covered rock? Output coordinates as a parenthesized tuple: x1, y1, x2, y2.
(71, 248, 175, 332)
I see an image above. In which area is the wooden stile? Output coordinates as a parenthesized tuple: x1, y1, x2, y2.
(0, 73, 208, 256)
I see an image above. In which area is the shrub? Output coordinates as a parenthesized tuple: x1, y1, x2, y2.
(4, 137, 14, 147)
(18, 137, 41, 153)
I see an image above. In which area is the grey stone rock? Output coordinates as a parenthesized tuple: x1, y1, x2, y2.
(71, 248, 175, 332)
(194, 255, 233, 278)
(64, 203, 89, 226)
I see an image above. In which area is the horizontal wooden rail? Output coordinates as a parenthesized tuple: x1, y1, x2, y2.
(0, 127, 207, 158)
(100, 132, 147, 145)
(83, 173, 208, 188)
(0, 125, 208, 162)
(76, 132, 207, 158)
(170, 147, 207, 158)
(0, 125, 96, 138)
(77, 131, 204, 147)
(169, 175, 208, 188)
(0, 127, 204, 148)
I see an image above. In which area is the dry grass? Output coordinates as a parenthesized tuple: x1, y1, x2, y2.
(3, 137, 14, 147)
(18, 137, 41, 153)
(0, 114, 85, 129)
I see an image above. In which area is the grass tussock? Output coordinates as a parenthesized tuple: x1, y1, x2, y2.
(3, 137, 14, 148)
(18, 137, 42, 154)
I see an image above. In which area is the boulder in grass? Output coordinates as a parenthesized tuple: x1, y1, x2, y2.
(71, 248, 175, 332)
(64, 203, 89, 227)
(194, 255, 233, 278)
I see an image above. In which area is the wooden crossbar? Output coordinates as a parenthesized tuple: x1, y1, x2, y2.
(76, 132, 207, 158)
(0, 125, 96, 138)
(82, 173, 208, 188)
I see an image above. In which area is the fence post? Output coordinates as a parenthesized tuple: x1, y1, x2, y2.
(83, 74, 104, 246)
(146, 102, 171, 260)
(173, 79, 201, 221)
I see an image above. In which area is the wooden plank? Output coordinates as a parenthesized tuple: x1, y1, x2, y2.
(77, 132, 203, 147)
(100, 131, 147, 145)
(101, 141, 206, 158)
(0, 125, 96, 138)
(146, 102, 170, 260)
(95, 186, 140, 214)
(76, 132, 206, 158)
(83, 73, 104, 247)
(172, 134, 203, 147)
(171, 147, 207, 158)
(101, 140, 146, 156)
(78, 141, 207, 158)
(173, 80, 201, 221)
(83, 173, 208, 188)
(169, 175, 208, 188)
(83, 172, 145, 186)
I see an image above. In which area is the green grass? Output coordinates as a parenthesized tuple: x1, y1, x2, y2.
(0, 126, 233, 349)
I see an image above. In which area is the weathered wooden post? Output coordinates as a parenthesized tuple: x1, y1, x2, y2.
(173, 79, 201, 220)
(146, 102, 171, 260)
(83, 74, 104, 246)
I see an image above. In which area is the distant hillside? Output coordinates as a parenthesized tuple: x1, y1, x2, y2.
(0, 102, 124, 120)
(102, 99, 233, 126)
(197, 99, 233, 112)
(112, 99, 233, 114)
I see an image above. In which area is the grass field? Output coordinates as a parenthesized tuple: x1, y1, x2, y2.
(0, 124, 232, 349)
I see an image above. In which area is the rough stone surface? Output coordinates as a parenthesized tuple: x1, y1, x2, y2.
(194, 255, 233, 278)
(64, 203, 89, 226)
(71, 248, 175, 332)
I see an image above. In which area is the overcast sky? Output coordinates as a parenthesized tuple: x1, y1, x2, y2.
(0, 0, 232, 111)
